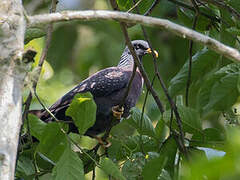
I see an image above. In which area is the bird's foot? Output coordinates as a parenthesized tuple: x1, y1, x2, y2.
(94, 136, 112, 148)
(112, 105, 124, 120)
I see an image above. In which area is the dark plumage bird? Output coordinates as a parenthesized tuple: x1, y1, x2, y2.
(31, 40, 158, 138)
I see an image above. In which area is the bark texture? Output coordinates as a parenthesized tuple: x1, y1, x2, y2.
(0, 0, 25, 179)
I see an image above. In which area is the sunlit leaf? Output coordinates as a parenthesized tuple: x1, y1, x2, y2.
(66, 92, 96, 135)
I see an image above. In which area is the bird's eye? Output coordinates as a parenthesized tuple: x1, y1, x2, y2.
(135, 45, 139, 50)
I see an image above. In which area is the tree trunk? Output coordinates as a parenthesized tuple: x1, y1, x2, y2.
(0, 0, 25, 179)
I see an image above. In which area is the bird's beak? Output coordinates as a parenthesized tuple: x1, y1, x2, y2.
(146, 48, 158, 58)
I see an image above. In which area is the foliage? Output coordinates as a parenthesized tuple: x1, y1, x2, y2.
(18, 0, 240, 180)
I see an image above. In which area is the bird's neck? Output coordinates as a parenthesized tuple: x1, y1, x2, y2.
(117, 51, 142, 68)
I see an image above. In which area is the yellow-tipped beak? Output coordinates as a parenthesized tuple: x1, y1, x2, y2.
(146, 48, 158, 58)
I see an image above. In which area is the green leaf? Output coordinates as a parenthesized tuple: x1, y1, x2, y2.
(198, 63, 240, 114)
(37, 122, 68, 162)
(188, 147, 208, 161)
(16, 156, 35, 179)
(117, 0, 132, 10)
(169, 48, 219, 97)
(126, 107, 156, 138)
(24, 28, 46, 44)
(177, 7, 216, 31)
(190, 128, 225, 149)
(226, 27, 240, 36)
(52, 146, 85, 180)
(178, 106, 202, 134)
(160, 137, 177, 178)
(28, 114, 47, 141)
(100, 157, 126, 180)
(228, 0, 240, 15)
(66, 92, 96, 135)
(163, 106, 202, 134)
(204, 74, 238, 111)
(142, 137, 177, 180)
(155, 119, 168, 142)
(142, 153, 167, 180)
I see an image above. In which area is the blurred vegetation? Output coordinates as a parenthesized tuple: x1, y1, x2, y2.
(18, 0, 240, 179)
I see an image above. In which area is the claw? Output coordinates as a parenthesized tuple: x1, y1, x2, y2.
(112, 105, 124, 120)
(94, 136, 112, 148)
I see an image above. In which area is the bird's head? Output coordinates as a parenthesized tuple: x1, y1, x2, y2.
(118, 40, 158, 67)
(125, 40, 158, 59)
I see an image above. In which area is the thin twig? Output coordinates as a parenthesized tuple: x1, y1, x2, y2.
(185, 0, 199, 106)
(144, 0, 161, 16)
(127, 0, 143, 13)
(92, 164, 96, 180)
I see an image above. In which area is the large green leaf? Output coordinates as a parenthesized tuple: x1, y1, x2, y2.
(126, 107, 156, 138)
(190, 128, 225, 150)
(204, 74, 238, 111)
(100, 157, 126, 180)
(168, 48, 218, 97)
(52, 146, 85, 180)
(198, 63, 240, 114)
(66, 92, 96, 135)
(28, 114, 47, 141)
(37, 122, 68, 162)
(142, 137, 177, 180)
(163, 106, 202, 134)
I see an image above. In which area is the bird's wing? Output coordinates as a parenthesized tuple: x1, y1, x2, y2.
(40, 67, 131, 120)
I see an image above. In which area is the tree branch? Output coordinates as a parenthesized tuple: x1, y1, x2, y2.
(27, 10, 240, 62)
(0, 0, 26, 179)
(186, 0, 199, 107)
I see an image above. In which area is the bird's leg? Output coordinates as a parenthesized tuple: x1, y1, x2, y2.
(93, 135, 112, 148)
(112, 105, 124, 120)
